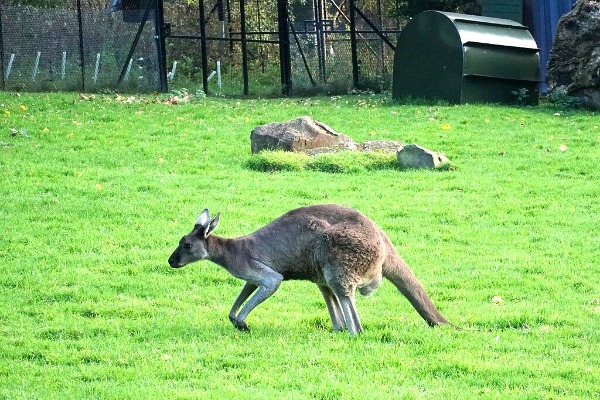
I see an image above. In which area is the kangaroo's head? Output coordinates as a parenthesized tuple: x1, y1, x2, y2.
(168, 209, 220, 268)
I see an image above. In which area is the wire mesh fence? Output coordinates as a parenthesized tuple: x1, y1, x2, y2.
(287, 0, 400, 95)
(1, 0, 403, 95)
(1, 0, 160, 92)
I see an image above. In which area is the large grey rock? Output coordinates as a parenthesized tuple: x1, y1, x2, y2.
(250, 116, 355, 154)
(547, 0, 600, 109)
(396, 144, 450, 169)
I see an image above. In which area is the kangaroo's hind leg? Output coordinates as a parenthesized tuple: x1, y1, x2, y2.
(337, 291, 363, 335)
(318, 284, 345, 332)
(327, 282, 363, 335)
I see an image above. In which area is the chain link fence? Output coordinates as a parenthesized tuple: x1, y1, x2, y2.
(1, 0, 404, 95)
(1, 0, 160, 92)
(288, 0, 401, 95)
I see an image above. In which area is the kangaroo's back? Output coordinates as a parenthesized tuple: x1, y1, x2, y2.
(247, 204, 378, 281)
(255, 204, 370, 234)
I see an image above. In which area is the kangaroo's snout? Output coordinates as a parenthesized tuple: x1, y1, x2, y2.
(168, 251, 184, 268)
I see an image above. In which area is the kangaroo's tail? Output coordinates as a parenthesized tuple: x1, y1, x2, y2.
(382, 242, 450, 327)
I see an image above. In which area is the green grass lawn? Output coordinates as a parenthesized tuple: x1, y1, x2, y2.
(1, 92, 599, 399)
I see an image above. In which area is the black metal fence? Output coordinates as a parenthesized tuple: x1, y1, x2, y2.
(0, 0, 403, 95)
(165, 0, 402, 96)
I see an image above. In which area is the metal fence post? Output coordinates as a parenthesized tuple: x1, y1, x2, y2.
(199, 0, 209, 94)
(77, 0, 86, 91)
(349, 0, 359, 89)
(277, 0, 291, 95)
(239, 0, 249, 95)
(155, 0, 168, 92)
(0, 4, 5, 90)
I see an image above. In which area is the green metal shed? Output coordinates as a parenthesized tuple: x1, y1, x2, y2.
(392, 11, 540, 105)
(481, 0, 523, 23)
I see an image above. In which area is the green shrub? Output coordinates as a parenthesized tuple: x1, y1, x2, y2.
(246, 151, 310, 172)
(247, 150, 399, 173)
(546, 87, 584, 109)
(306, 152, 355, 173)
(307, 151, 398, 173)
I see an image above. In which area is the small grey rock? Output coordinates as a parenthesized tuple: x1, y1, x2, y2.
(396, 144, 450, 169)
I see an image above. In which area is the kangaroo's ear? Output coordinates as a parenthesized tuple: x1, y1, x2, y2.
(195, 209, 210, 228)
(205, 213, 220, 238)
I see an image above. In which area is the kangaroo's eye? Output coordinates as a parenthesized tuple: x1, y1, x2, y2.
(184, 243, 192, 249)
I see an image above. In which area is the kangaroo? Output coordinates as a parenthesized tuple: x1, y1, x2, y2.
(168, 204, 450, 335)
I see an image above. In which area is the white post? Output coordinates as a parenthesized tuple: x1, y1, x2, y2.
(5, 54, 15, 79)
(32, 51, 41, 81)
(217, 60, 222, 92)
(93, 53, 100, 84)
(124, 58, 133, 81)
(168, 61, 178, 81)
(61, 51, 67, 80)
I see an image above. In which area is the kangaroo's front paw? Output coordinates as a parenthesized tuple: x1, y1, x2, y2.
(232, 319, 250, 332)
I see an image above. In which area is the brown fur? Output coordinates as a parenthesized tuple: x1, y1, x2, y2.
(168, 204, 450, 334)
